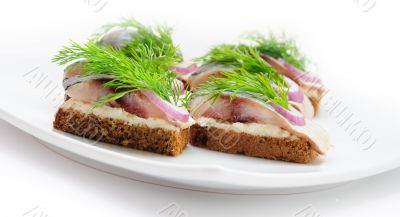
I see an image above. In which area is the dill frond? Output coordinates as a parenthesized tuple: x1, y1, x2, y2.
(94, 18, 182, 63)
(53, 40, 188, 108)
(245, 32, 308, 71)
(195, 44, 289, 109)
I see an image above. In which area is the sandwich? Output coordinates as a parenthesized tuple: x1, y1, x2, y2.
(52, 19, 193, 156)
(189, 46, 330, 163)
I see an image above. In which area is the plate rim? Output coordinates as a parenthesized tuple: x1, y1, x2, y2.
(1, 108, 400, 191)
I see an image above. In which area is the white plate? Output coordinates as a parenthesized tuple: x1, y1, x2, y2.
(1, 67, 399, 194)
(1, 2, 399, 193)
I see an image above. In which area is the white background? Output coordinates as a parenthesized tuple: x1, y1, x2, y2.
(1, 0, 400, 216)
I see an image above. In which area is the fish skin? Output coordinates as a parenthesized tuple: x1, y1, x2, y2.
(65, 80, 119, 107)
(187, 63, 234, 90)
(99, 27, 138, 49)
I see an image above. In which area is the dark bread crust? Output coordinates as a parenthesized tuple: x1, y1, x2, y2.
(54, 107, 189, 156)
(190, 124, 318, 163)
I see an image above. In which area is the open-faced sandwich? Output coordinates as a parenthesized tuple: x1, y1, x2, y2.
(189, 44, 330, 163)
(52, 19, 193, 156)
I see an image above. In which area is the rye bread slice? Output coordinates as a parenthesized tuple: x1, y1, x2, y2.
(53, 101, 189, 156)
(190, 124, 318, 163)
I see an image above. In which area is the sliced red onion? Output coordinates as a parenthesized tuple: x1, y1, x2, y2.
(142, 90, 189, 122)
(271, 104, 306, 126)
(276, 58, 285, 66)
(170, 63, 198, 75)
(280, 59, 322, 84)
(285, 77, 304, 103)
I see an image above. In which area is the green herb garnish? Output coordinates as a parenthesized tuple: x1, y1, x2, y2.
(195, 69, 289, 109)
(52, 40, 189, 108)
(246, 32, 308, 71)
(94, 18, 182, 63)
(195, 44, 289, 109)
(196, 44, 282, 81)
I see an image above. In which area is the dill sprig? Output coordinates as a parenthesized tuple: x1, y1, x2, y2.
(195, 69, 289, 109)
(52, 40, 189, 108)
(196, 44, 283, 82)
(195, 44, 289, 108)
(245, 32, 308, 71)
(94, 18, 182, 63)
